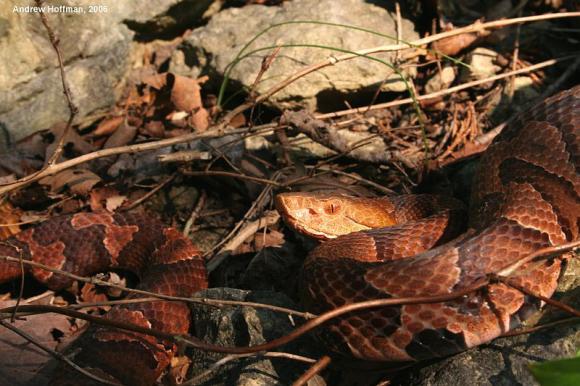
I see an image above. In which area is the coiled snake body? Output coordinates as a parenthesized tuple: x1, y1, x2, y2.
(276, 86, 579, 361)
(0, 87, 577, 385)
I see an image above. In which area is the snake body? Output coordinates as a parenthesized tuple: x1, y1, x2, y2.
(276, 86, 579, 361)
(0, 87, 577, 384)
(0, 212, 207, 385)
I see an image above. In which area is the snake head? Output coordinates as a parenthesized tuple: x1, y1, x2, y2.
(275, 192, 397, 240)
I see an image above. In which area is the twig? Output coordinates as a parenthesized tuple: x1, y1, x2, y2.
(207, 211, 280, 272)
(35, 0, 79, 166)
(314, 167, 395, 195)
(315, 56, 574, 120)
(0, 255, 312, 319)
(184, 352, 316, 386)
(6, 1, 81, 191)
(220, 12, 580, 126)
(539, 55, 580, 100)
(494, 275, 580, 318)
(122, 174, 176, 211)
(184, 170, 284, 187)
(203, 171, 280, 258)
(497, 240, 580, 277)
(0, 319, 121, 386)
(0, 280, 489, 355)
(292, 355, 331, 386)
(183, 190, 207, 237)
(500, 317, 580, 338)
(0, 123, 277, 197)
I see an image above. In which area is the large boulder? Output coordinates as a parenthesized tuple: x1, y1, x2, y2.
(171, 0, 419, 111)
(0, 0, 212, 141)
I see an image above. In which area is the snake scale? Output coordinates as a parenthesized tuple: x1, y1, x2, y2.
(276, 85, 579, 361)
(0, 86, 577, 385)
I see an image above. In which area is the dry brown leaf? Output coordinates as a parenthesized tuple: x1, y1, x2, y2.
(40, 169, 101, 196)
(229, 112, 247, 129)
(0, 300, 82, 386)
(93, 116, 124, 137)
(168, 355, 191, 385)
(141, 120, 165, 138)
(169, 73, 203, 112)
(105, 195, 127, 212)
(190, 108, 210, 131)
(254, 229, 285, 250)
(45, 122, 95, 162)
(103, 122, 139, 149)
(0, 201, 21, 238)
(89, 187, 127, 212)
(141, 73, 168, 90)
(431, 32, 480, 56)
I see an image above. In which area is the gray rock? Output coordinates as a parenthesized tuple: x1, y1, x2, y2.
(171, 0, 419, 110)
(424, 65, 456, 94)
(395, 256, 580, 386)
(189, 288, 322, 386)
(0, 0, 212, 140)
(459, 47, 501, 84)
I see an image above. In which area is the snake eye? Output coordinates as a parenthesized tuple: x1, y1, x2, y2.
(325, 202, 341, 214)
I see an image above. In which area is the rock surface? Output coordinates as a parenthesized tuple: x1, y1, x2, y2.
(0, 0, 212, 140)
(171, 0, 419, 111)
(189, 288, 322, 386)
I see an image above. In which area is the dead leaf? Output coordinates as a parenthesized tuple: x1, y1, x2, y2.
(169, 73, 203, 112)
(141, 120, 165, 138)
(93, 116, 124, 137)
(254, 229, 285, 250)
(191, 107, 210, 131)
(141, 73, 168, 90)
(45, 122, 95, 163)
(103, 122, 139, 148)
(0, 201, 21, 238)
(168, 355, 191, 385)
(40, 169, 101, 196)
(431, 32, 480, 56)
(230, 114, 247, 129)
(89, 187, 127, 212)
(0, 300, 83, 386)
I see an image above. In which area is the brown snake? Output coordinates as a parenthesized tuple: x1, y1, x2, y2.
(0, 87, 576, 385)
(276, 86, 579, 361)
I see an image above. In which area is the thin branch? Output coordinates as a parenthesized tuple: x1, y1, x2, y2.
(292, 355, 331, 386)
(184, 352, 316, 386)
(207, 211, 280, 272)
(0, 280, 489, 355)
(220, 13, 580, 126)
(315, 56, 574, 120)
(0, 255, 312, 319)
(36, 0, 79, 166)
(183, 190, 208, 237)
(203, 171, 280, 258)
(500, 317, 580, 338)
(0, 123, 278, 197)
(497, 240, 580, 277)
(0, 319, 120, 386)
(494, 275, 580, 318)
(122, 173, 176, 211)
(183, 170, 283, 187)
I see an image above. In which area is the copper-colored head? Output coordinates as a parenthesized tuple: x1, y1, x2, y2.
(275, 192, 397, 240)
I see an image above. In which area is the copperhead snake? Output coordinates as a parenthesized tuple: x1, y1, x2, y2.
(276, 85, 579, 361)
(0, 86, 577, 385)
